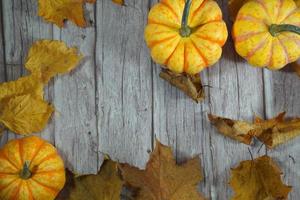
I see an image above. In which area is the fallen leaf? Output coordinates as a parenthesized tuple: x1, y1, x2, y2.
(228, 0, 251, 21)
(0, 75, 44, 101)
(38, 0, 96, 27)
(208, 114, 255, 145)
(230, 155, 292, 200)
(291, 60, 300, 77)
(295, 0, 300, 7)
(25, 40, 82, 83)
(57, 159, 123, 200)
(0, 94, 54, 135)
(112, 0, 124, 5)
(120, 140, 205, 200)
(209, 112, 300, 148)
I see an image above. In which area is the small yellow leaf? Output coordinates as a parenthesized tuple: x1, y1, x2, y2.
(0, 94, 54, 135)
(38, 0, 96, 27)
(230, 155, 292, 200)
(25, 40, 82, 83)
(57, 159, 123, 200)
(120, 140, 205, 200)
(0, 75, 44, 101)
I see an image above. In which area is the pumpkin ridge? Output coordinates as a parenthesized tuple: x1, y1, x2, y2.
(184, 43, 189, 72)
(276, 0, 284, 23)
(10, 180, 22, 199)
(267, 40, 274, 67)
(26, 181, 34, 200)
(193, 33, 224, 46)
(189, 0, 207, 25)
(18, 139, 24, 164)
(234, 32, 266, 43)
(236, 15, 267, 24)
(190, 39, 208, 66)
(160, 2, 180, 22)
(28, 141, 46, 168)
(246, 36, 269, 59)
(148, 34, 178, 48)
(281, 33, 300, 47)
(34, 168, 65, 175)
(277, 37, 290, 63)
(29, 178, 59, 194)
(148, 19, 179, 29)
(282, 8, 299, 23)
(0, 177, 18, 191)
(256, 0, 273, 22)
(0, 152, 19, 171)
(164, 40, 181, 66)
(32, 152, 59, 168)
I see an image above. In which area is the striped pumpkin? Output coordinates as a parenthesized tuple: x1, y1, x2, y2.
(0, 136, 65, 200)
(145, 0, 228, 75)
(233, 0, 300, 69)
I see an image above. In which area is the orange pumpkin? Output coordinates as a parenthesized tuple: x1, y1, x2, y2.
(145, 0, 228, 75)
(232, 0, 300, 69)
(0, 136, 65, 200)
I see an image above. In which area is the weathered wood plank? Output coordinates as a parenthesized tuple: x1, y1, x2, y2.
(1, 0, 54, 142)
(52, 3, 102, 174)
(264, 69, 300, 199)
(96, 0, 153, 169)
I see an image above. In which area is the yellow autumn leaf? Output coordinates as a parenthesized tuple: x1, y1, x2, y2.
(0, 75, 44, 101)
(38, 0, 96, 28)
(57, 159, 123, 200)
(25, 40, 83, 83)
(0, 94, 54, 135)
(120, 140, 205, 200)
(230, 155, 292, 200)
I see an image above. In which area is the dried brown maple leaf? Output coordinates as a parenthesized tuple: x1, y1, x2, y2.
(230, 155, 292, 200)
(0, 94, 54, 135)
(120, 140, 205, 200)
(25, 40, 83, 83)
(57, 159, 123, 200)
(209, 112, 300, 148)
(291, 60, 300, 77)
(38, 0, 96, 28)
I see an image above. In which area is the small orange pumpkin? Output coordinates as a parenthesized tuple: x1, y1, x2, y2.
(145, 0, 228, 75)
(0, 136, 65, 200)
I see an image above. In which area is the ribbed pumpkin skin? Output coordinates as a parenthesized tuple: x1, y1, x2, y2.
(0, 136, 65, 200)
(233, 0, 300, 69)
(145, 0, 228, 75)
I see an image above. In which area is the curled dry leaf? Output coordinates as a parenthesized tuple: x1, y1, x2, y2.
(57, 159, 123, 200)
(120, 140, 205, 200)
(0, 94, 54, 135)
(25, 40, 83, 83)
(230, 155, 292, 200)
(209, 112, 300, 148)
(208, 114, 254, 145)
(38, 0, 96, 28)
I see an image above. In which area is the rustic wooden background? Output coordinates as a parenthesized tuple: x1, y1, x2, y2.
(0, 0, 300, 199)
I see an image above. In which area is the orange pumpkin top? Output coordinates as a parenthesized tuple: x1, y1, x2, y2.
(0, 136, 65, 200)
(233, 0, 300, 69)
(145, 0, 228, 75)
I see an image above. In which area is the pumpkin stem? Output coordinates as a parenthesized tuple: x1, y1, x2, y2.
(269, 24, 300, 37)
(19, 161, 32, 180)
(180, 0, 192, 37)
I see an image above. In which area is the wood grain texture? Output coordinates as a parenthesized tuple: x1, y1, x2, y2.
(0, 0, 299, 199)
(96, 0, 153, 169)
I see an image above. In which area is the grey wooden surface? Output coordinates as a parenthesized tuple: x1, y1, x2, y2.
(0, 0, 300, 199)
